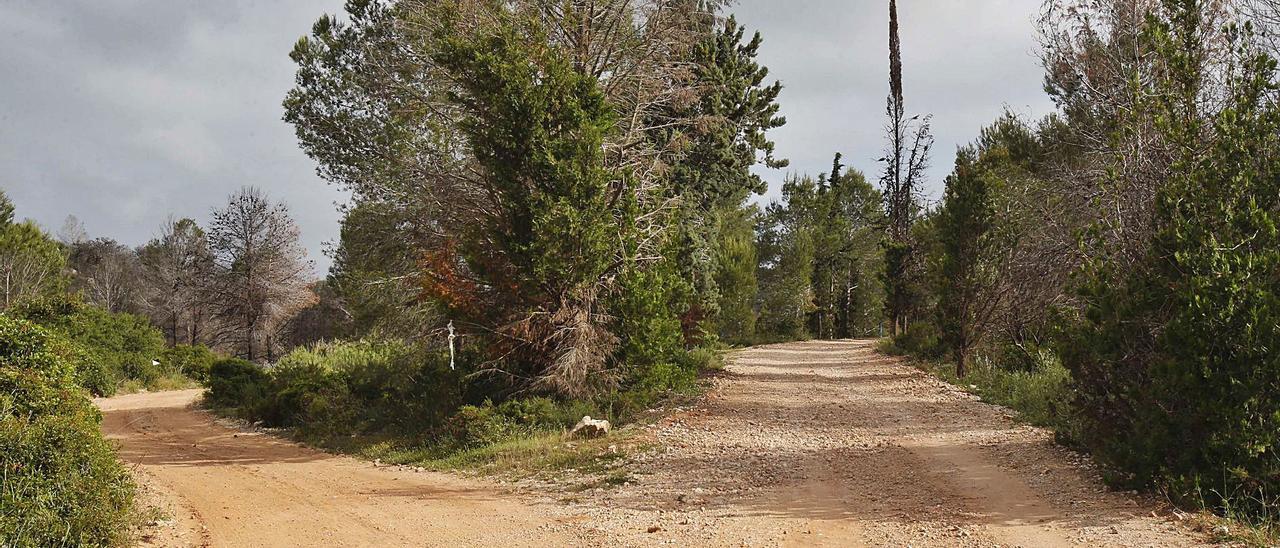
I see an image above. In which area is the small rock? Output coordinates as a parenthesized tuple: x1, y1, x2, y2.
(570, 416, 611, 439)
(647, 526, 661, 533)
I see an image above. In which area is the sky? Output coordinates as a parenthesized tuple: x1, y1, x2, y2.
(0, 0, 1055, 275)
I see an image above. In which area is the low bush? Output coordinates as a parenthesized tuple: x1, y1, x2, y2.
(12, 295, 166, 395)
(0, 316, 134, 546)
(448, 397, 597, 448)
(161, 344, 217, 383)
(884, 320, 944, 358)
(205, 357, 269, 410)
(935, 349, 1076, 436)
(208, 337, 718, 478)
(211, 340, 461, 438)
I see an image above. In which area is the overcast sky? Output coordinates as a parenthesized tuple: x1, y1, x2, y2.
(1, 1, 1054, 275)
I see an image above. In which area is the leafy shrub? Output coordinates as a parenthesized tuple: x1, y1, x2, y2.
(448, 397, 597, 448)
(161, 344, 217, 383)
(12, 294, 165, 395)
(257, 357, 349, 431)
(448, 402, 524, 447)
(213, 340, 461, 438)
(0, 316, 134, 546)
(205, 357, 269, 410)
(886, 320, 943, 358)
(684, 346, 724, 371)
(961, 352, 1074, 434)
(1055, 21, 1280, 522)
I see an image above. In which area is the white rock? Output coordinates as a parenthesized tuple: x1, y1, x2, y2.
(570, 416, 611, 439)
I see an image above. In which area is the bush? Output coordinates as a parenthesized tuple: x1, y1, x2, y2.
(12, 295, 166, 395)
(211, 340, 462, 438)
(886, 320, 943, 358)
(205, 357, 269, 411)
(0, 316, 134, 545)
(161, 344, 217, 383)
(960, 351, 1075, 434)
(448, 397, 597, 448)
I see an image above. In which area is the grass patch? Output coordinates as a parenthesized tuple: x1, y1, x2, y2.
(327, 428, 641, 480)
(885, 338, 1076, 436)
(928, 355, 1073, 431)
(1177, 486, 1280, 547)
(116, 372, 200, 395)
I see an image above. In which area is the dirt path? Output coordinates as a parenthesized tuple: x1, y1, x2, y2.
(100, 340, 1206, 547)
(547, 340, 1206, 547)
(99, 390, 574, 547)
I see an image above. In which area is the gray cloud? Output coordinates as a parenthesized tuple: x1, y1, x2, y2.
(1, 1, 1055, 274)
(1, 0, 349, 276)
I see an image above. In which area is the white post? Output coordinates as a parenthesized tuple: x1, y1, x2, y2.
(447, 320, 456, 370)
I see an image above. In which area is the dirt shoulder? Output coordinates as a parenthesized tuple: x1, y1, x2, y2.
(99, 340, 1208, 547)
(99, 390, 575, 547)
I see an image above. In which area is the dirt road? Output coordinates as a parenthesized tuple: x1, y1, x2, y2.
(99, 390, 573, 547)
(101, 340, 1205, 547)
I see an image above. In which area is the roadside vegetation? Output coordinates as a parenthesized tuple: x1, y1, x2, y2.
(871, 2, 1280, 541)
(204, 338, 710, 478)
(0, 316, 134, 546)
(0, 191, 224, 543)
(7, 0, 1280, 544)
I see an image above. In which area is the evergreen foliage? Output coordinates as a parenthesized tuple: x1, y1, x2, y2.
(0, 193, 67, 311)
(756, 157, 885, 342)
(0, 316, 134, 546)
(12, 294, 167, 396)
(1061, 2, 1280, 513)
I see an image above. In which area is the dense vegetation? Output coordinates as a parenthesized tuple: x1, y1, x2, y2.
(870, 0, 1280, 531)
(0, 316, 134, 546)
(249, 0, 1280, 530)
(255, 0, 781, 452)
(0, 187, 248, 542)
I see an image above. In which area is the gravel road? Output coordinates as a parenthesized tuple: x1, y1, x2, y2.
(100, 340, 1207, 547)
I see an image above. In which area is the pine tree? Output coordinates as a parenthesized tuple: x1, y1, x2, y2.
(662, 15, 787, 340)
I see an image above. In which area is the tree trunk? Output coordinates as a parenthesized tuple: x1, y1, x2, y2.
(956, 348, 969, 378)
(246, 314, 255, 362)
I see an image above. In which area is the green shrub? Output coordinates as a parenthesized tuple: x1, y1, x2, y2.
(448, 402, 524, 447)
(258, 358, 349, 430)
(683, 346, 724, 371)
(205, 357, 269, 411)
(12, 294, 166, 395)
(448, 397, 598, 448)
(212, 340, 462, 438)
(0, 316, 134, 546)
(887, 320, 943, 358)
(964, 352, 1074, 433)
(161, 344, 217, 383)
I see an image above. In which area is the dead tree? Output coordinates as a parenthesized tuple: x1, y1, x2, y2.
(879, 0, 933, 335)
(205, 187, 312, 362)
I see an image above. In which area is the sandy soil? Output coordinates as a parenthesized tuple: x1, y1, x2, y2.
(100, 340, 1207, 547)
(99, 390, 574, 547)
